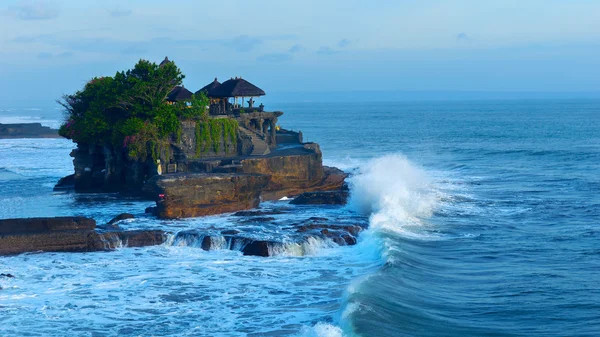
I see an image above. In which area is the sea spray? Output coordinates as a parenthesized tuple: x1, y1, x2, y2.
(166, 231, 340, 257)
(347, 153, 436, 235)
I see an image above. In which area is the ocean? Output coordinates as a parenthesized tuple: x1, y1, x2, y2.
(1, 99, 599, 336)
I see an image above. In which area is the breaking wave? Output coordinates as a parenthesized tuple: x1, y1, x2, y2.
(302, 154, 441, 335)
(348, 154, 436, 235)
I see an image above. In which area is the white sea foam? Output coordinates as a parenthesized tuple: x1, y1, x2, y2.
(297, 323, 345, 337)
(347, 153, 437, 236)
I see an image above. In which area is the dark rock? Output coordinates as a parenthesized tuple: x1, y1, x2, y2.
(241, 240, 271, 257)
(0, 273, 15, 278)
(341, 234, 357, 245)
(0, 230, 95, 255)
(295, 223, 365, 246)
(145, 206, 157, 214)
(53, 174, 75, 191)
(0, 217, 96, 235)
(0, 216, 166, 255)
(201, 236, 212, 250)
(232, 210, 285, 217)
(290, 190, 349, 205)
(92, 230, 167, 250)
(107, 213, 135, 226)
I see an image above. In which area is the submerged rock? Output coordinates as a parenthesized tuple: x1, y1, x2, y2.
(107, 213, 135, 226)
(0, 273, 15, 278)
(241, 240, 270, 257)
(232, 210, 286, 217)
(290, 190, 349, 205)
(169, 216, 368, 257)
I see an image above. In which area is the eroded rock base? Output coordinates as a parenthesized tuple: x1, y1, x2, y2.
(0, 217, 166, 256)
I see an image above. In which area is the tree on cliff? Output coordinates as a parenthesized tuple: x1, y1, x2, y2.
(58, 59, 209, 161)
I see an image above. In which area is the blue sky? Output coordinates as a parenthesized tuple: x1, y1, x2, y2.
(1, 0, 599, 103)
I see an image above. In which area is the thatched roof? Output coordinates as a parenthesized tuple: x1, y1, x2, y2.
(167, 86, 193, 102)
(159, 56, 171, 67)
(195, 78, 221, 96)
(209, 77, 265, 98)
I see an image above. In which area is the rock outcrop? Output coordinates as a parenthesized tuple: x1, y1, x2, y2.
(55, 110, 349, 219)
(170, 217, 366, 257)
(0, 217, 166, 255)
(142, 143, 348, 219)
(0, 123, 60, 139)
(144, 173, 270, 219)
(290, 190, 349, 205)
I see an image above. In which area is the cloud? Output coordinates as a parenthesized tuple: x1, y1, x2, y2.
(107, 8, 132, 18)
(7, 0, 59, 20)
(338, 38, 351, 48)
(12, 33, 286, 57)
(316, 46, 340, 55)
(457, 33, 469, 41)
(289, 44, 304, 53)
(224, 35, 263, 52)
(36, 51, 72, 59)
(256, 53, 293, 63)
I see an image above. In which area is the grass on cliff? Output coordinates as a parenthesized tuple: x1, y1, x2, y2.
(195, 119, 238, 157)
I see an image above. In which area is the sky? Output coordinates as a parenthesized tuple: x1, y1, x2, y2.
(1, 0, 599, 104)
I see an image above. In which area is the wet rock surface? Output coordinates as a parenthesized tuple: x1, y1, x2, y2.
(0, 217, 166, 255)
(0, 217, 96, 234)
(107, 213, 135, 226)
(53, 174, 75, 191)
(232, 210, 287, 217)
(290, 190, 349, 205)
(169, 214, 367, 257)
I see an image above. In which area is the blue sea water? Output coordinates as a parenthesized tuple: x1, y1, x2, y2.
(1, 99, 599, 336)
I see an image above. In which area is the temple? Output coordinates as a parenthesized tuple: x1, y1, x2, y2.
(163, 57, 293, 156)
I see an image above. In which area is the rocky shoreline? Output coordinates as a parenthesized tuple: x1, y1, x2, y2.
(0, 192, 361, 257)
(0, 216, 166, 256)
(0, 123, 60, 139)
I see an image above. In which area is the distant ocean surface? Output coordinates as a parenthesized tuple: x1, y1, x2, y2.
(1, 99, 599, 336)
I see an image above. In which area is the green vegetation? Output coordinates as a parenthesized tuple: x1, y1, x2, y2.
(194, 119, 239, 157)
(58, 59, 211, 161)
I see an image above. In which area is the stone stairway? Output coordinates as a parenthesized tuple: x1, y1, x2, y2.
(239, 127, 270, 156)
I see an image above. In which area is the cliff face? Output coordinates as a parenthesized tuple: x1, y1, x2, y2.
(142, 144, 348, 219)
(68, 143, 152, 193)
(240, 144, 326, 200)
(64, 119, 243, 193)
(144, 173, 270, 219)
